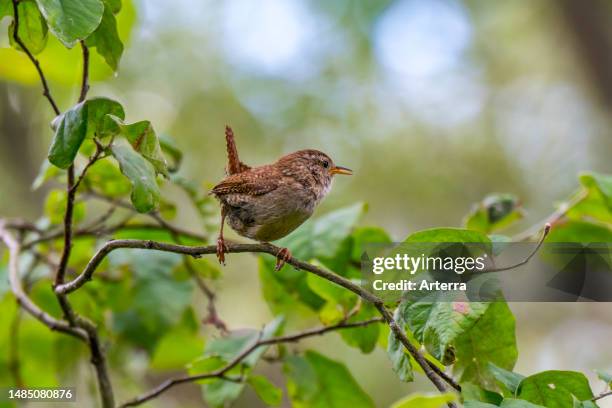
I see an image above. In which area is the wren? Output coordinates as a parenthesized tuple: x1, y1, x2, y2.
(211, 126, 352, 270)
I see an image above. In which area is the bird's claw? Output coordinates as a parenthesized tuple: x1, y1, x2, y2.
(275, 247, 292, 271)
(216, 237, 228, 265)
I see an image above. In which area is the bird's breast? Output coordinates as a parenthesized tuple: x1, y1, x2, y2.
(224, 185, 315, 242)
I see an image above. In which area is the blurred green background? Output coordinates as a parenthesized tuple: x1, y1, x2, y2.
(1, 0, 612, 407)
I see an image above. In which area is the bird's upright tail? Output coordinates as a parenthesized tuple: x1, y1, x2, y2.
(225, 125, 251, 175)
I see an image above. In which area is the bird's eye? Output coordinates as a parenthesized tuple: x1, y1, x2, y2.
(322, 160, 329, 168)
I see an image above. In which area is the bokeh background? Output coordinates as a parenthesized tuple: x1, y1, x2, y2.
(1, 0, 612, 406)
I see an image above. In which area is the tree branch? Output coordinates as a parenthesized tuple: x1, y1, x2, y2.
(119, 317, 384, 407)
(10, 0, 60, 115)
(54, 238, 462, 405)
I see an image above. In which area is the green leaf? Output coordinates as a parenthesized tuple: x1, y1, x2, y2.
(47, 98, 124, 168)
(9, 0, 48, 54)
(48, 101, 87, 168)
(150, 328, 204, 371)
(546, 221, 612, 243)
(199, 317, 284, 408)
(202, 379, 244, 408)
(488, 363, 525, 395)
(390, 393, 456, 408)
(564, 172, 612, 225)
(34, 0, 104, 48)
(284, 350, 375, 408)
(338, 303, 380, 353)
(464, 194, 524, 234)
(248, 375, 282, 406)
(387, 307, 414, 382)
(107, 116, 168, 175)
(110, 137, 160, 213)
(516, 371, 595, 408)
(462, 382, 504, 405)
(579, 172, 612, 209)
(85, 0, 123, 70)
(454, 301, 518, 389)
(85, 97, 125, 138)
(595, 369, 612, 386)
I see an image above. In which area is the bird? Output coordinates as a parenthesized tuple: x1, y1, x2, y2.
(211, 126, 352, 270)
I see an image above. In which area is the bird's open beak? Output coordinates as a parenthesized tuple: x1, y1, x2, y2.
(330, 166, 353, 175)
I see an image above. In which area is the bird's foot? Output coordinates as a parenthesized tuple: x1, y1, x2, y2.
(216, 237, 228, 265)
(275, 247, 292, 271)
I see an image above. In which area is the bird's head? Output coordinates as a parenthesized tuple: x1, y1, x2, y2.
(278, 149, 352, 200)
(286, 149, 352, 177)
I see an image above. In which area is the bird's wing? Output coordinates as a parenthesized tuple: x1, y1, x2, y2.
(211, 170, 279, 197)
(225, 126, 251, 175)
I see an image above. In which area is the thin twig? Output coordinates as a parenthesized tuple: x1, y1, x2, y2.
(183, 258, 227, 332)
(479, 223, 551, 273)
(84, 190, 207, 242)
(71, 139, 105, 195)
(593, 390, 612, 402)
(119, 317, 384, 407)
(10, 0, 60, 115)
